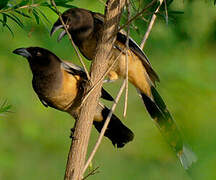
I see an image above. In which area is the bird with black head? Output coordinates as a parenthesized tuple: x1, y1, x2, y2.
(13, 47, 134, 148)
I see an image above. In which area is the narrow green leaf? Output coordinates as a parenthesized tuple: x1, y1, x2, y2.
(56, 3, 76, 8)
(32, 8, 39, 24)
(40, 2, 56, 12)
(14, 10, 31, 18)
(0, 0, 10, 10)
(166, 0, 174, 6)
(129, 0, 138, 11)
(54, 0, 74, 3)
(0, 19, 13, 35)
(36, 8, 50, 23)
(41, 1, 76, 12)
(12, 1, 29, 10)
(2, 13, 7, 26)
(0, 100, 11, 114)
(4, 13, 24, 28)
(39, 2, 57, 14)
(40, 2, 50, 7)
(168, 10, 184, 15)
(42, 0, 76, 9)
(48, 5, 58, 14)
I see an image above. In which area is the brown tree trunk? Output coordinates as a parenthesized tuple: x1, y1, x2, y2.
(64, 0, 126, 180)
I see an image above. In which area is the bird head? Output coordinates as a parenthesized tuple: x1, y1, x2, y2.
(50, 8, 94, 42)
(13, 47, 61, 74)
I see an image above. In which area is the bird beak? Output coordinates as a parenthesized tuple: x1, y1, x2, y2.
(13, 48, 32, 58)
(50, 24, 63, 36)
(50, 24, 67, 42)
(57, 29, 67, 42)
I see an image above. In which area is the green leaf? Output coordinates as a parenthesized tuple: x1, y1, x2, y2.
(14, 10, 31, 18)
(40, 2, 50, 7)
(0, 0, 10, 10)
(54, 0, 74, 4)
(166, 0, 174, 7)
(36, 8, 50, 23)
(0, 100, 11, 114)
(168, 10, 184, 15)
(40, 2, 56, 13)
(41, 1, 76, 9)
(0, 19, 14, 36)
(41, 1, 76, 13)
(2, 13, 7, 26)
(12, 1, 29, 10)
(3, 13, 24, 28)
(32, 8, 40, 24)
(56, 3, 76, 8)
(48, 5, 58, 14)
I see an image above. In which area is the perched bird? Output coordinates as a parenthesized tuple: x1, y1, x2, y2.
(50, 8, 196, 169)
(13, 47, 134, 148)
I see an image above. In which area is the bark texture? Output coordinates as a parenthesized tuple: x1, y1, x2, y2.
(64, 0, 126, 179)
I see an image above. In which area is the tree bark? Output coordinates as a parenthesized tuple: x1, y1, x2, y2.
(64, 0, 126, 180)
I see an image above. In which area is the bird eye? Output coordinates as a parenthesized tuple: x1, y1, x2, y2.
(36, 51, 42, 56)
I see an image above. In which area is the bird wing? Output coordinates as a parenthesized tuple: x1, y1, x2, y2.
(92, 12, 160, 84)
(62, 60, 114, 101)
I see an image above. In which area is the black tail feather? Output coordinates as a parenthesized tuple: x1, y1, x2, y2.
(140, 88, 183, 152)
(139, 87, 196, 169)
(93, 107, 134, 148)
(101, 88, 114, 101)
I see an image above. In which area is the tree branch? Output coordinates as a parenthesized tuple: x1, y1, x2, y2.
(0, 4, 40, 13)
(64, 0, 126, 179)
(140, 0, 164, 49)
(123, 0, 131, 117)
(118, 0, 157, 32)
(82, 167, 100, 180)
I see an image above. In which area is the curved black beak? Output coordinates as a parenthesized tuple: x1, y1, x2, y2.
(50, 24, 63, 37)
(13, 48, 32, 58)
(50, 23, 67, 42)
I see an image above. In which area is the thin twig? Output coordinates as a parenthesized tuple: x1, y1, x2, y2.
(50, 0, 90, 80)
(123, 0, 131, 117)
(83, 80, 126, 174)
(140, 0, 164, 50)
(0, 4, 40, 13)
(164, 0, 168, 24)
(82, 167, 99, 180)
(121, 13, 139, 31)
(118, 0, 157, 32)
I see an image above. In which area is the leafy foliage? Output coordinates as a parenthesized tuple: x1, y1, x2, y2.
(121, 0, 214, 41)
(0, 100, 11, 115)
(120, 0, 179, 40)
(0, 0, 75, 35)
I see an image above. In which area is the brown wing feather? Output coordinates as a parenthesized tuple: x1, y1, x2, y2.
(92, 12, 160, 85)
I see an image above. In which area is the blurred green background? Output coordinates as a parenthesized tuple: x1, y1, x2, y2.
(1, 0, 216, 179)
